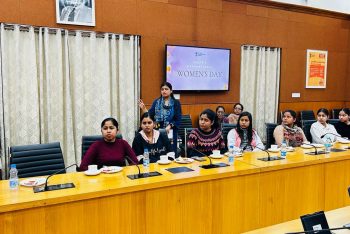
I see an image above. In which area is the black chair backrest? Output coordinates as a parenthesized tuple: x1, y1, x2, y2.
(300, 110, 315, 121)
(221, 123, 237, 150)
(82, 134, 122, 159)
(178, 115, 193, 143)
(10, 142, 65, 178)
(301, 120, 317, 142)
(181, 127, 195, 157)
(332, 109, 342, 119)
(265, 123, 278, 149)
(328, 119, 339, 126)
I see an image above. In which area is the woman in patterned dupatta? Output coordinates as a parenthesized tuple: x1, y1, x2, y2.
(273, 110, 307, 147)
(138, 82, 182, 154)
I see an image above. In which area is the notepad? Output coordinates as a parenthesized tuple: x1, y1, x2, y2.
(166, 167, 194, 174)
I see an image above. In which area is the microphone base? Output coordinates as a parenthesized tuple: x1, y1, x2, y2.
(200, 163, 229, 169)
(258, 156, 284, 161)
(306, 151, 326, 155)
(33, 183, 75, 193)
(127, 171, 162, 180)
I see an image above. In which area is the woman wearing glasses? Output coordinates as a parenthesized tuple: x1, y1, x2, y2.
(227, 103, 244, 125)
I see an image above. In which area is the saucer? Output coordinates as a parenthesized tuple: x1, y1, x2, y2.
(301, 144, 312, 149)
(268, 148, 280, 152)
(209, 154, 223, 159)
(174, 158, 194, 164)
(20, 177, 46, 187)
(157, 159, 171, 165)
(338, 139, 350, 144)
(286, 147, 295, 152)
(312, 143, 324, 148)
(84, 169, 101, 176)
(100, 166, 123, 174)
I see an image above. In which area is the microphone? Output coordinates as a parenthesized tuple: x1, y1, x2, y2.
(302, 143, 324, 155)
(285, 226, 350, 234)
(33, 163, 78, 193)
(125, 155, 162, 180)
(320, 132, 342, 139)
(188, 147, 228, 169)
(256, 146, 283, 161)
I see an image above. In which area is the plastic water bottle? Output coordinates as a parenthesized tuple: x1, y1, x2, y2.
(324, 136, 332, 153)
(143, 148, 150, 171)
(9, 164, 19, 190)
(228, 145, 234, 165)
(280, 141, 287, 158)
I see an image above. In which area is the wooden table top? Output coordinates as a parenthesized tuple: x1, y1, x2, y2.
(243, 206, 350, 234)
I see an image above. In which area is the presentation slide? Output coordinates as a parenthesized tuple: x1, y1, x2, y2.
(166, 45, 230, 91)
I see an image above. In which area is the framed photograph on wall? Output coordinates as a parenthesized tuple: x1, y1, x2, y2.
(305, 49, 328, 88)
(56, 0, 96, 26)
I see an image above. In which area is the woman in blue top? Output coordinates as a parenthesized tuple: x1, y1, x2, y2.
(138, 82, 182, 153)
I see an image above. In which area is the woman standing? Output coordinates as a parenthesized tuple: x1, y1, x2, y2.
(311, 108, 339, 144)
(187, 109, 225, 157)
(335, 108, 350, 139)
(227, 112, 264, 151)
(138, 82, 182, 153)
(80, 117, 138, 171)
(132, 112, 173, 163)
(273, 110, 307, 147)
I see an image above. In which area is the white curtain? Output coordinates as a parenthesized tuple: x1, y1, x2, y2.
(0, 24, 140, 176)
(240, 45, 281, 142)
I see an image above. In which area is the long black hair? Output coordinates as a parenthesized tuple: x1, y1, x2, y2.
(317, 108, 329, 116)
(199, 109, 219, 130)
(340, 108, 350, 116)
(159, 81, 175, 100)
(236, 112, 253, 144)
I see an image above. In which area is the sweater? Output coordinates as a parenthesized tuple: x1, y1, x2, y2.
(80, 139, 138, 171)
(186, 128, 225, 157)
(335, 122, 350, 139)
(132, 130, 172, 163)
(310, 122, 339, 144)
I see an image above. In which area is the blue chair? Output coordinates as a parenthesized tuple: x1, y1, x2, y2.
(328, 119, 339, 126)
(10, 142, 65, 178)
(300, 110, 315, 121)
(222, 123, 237, 150)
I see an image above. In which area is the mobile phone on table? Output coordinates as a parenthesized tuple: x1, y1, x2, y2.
(192, 156, 206, 162)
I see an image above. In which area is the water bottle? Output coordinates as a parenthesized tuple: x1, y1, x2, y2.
(280, 140, 287, 159)
(143, 148, 150, 171)
(9, 164, 19, 190)
(324, 136, 332, 153)
(228, 145, 234, 165)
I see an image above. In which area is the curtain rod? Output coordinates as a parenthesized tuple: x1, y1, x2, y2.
(242, 45, 280, 51)
(1, 23, 138, 40)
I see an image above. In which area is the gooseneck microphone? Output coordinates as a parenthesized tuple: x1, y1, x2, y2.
(285, 226, 350, 234)
(189, 147, 213, 165)
(125, 155, 162, 180)
(33, 163, 78, 193)
(320, 132, 346, 140)
(188, 147, 229, 169)
(125, 155, 141, 175)
(302, 143, 323, 155)
(256, 147, 283, 161)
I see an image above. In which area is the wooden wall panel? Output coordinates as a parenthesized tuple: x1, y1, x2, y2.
(0, 0, 348, 107)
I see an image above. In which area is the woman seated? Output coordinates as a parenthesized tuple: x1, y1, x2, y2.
(187, 109, 225, 157)
(80, 117, 138, 171)
(216, 105, 228, 126)
(227, 103, 244, 125)
(311, 108, 339, 144)
(132, 112, 173, 163)
(227, 112, 264, 152)
(273, 110, 307, 147)
(335, 108, 350, 139)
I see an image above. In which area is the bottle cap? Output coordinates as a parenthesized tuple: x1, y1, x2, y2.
(10, 164, 16, 168)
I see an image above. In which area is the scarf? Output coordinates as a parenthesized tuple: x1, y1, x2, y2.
(282, 124, 304, 147)
(154, 97, 175, 128)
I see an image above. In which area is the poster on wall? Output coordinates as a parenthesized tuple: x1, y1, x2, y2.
(305, 49, 328, 88)
(56, 0, 96, 26)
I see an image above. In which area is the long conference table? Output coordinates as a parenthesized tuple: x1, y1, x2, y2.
(1, 144, 350, 234)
